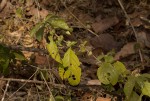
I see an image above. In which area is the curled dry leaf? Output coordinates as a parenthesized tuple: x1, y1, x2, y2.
(22, 51, 34, 60)
(92, 16, 119, 33)
(96, 97, 111, 101)
(21, 34, 34, 47)
(114, 42, 136, 60)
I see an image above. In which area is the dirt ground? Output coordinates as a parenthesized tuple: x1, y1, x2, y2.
(0, 0, 150, 101)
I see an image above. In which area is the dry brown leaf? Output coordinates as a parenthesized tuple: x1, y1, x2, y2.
(92, 16, 119, 33)
(40, 0, 52, 7)
(81, 93, 94, 101)
(137, 31, 150, 48)
(131, 17, 143, 27)
(0, 1, 13, 18)
(90, 34, 120, 52)
(78, 13, 94, 24)
(114, 42, 136, 60)
(26, 6, 49, 19)
(22, 51, 34, 60)
(0, 0, 7, 12)
(96, 97, 111, 101)
(35, 54, 47, 66)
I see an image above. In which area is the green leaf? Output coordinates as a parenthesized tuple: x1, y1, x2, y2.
(135, 76, 147, 89)
(30, 22, 45, 38)
(142, 82, 150, 97)
(62, 48, 80, 67)
(40, 70, 49, 81)
(49, 94, 55, 101)
(104, 55, 114, 63)
(45, 15, 73, 32)
(55, 95, 64, 101)
(141, 73, 150, 79)
(63, 69, 71, 79)
(113, 61, 126, 75)
(35, 26, 45, 41)
(0, 45, 10, 75)
(46, 40, 62, 63)
(68, 66, 81, 86)
(124, 76, 136, 100)
(1, 59, 10, 75)
(128, 91, 141, 101)
(16, 7, 23, 18)
(12, 51, 26, 60)
(58, 66, 65, 80)
(66, 41, 77, 47)
(97, 62, 119, 85)
(56, 35, 63, 46)
(59, 65, 81, 86)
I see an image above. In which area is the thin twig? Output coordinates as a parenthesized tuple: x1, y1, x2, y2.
(0, 77, 65, 88)
(40, 72, 55, 101)
(6, 69, 39, 100)
(0, 43, 48, 54)
(1, 80, 10, 101)
(117, 0, 144, 65)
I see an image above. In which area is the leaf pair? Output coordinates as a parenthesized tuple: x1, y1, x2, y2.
(59, 48, 81, 86)
(97, 61, 126, 85)
(124, 74, 150, 101)
(30, 14, 73, 41)
(44, 15, 73, 32)
(59, 65, 81, 86)
(46, 41, 81, 86)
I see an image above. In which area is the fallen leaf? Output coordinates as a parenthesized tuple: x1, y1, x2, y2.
(26, 6, 49, 19)
(0, 0, 7, 12)
(81, 93, 94, 101)
(21, 34, 34, 47)
(130, 17, 143, 27)
(87, 79, 101, 85)
(40, 0, 52, 7)
(35, 54, 47, 66)
(22, 51, 34, 60)
(78, 13, 94, 24)
(92, 16, 119, 33)
(90, 34, 121, 52)
(114, 42, 136, 60)
(137, 31, 150, 48)
(0, 1, 13, 18)
(96, 97, 111, 101)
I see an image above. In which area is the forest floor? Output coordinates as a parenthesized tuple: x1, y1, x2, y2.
(0, 0, 150, 101)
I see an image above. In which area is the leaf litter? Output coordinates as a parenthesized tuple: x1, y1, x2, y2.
(0, 0, 150, 101)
